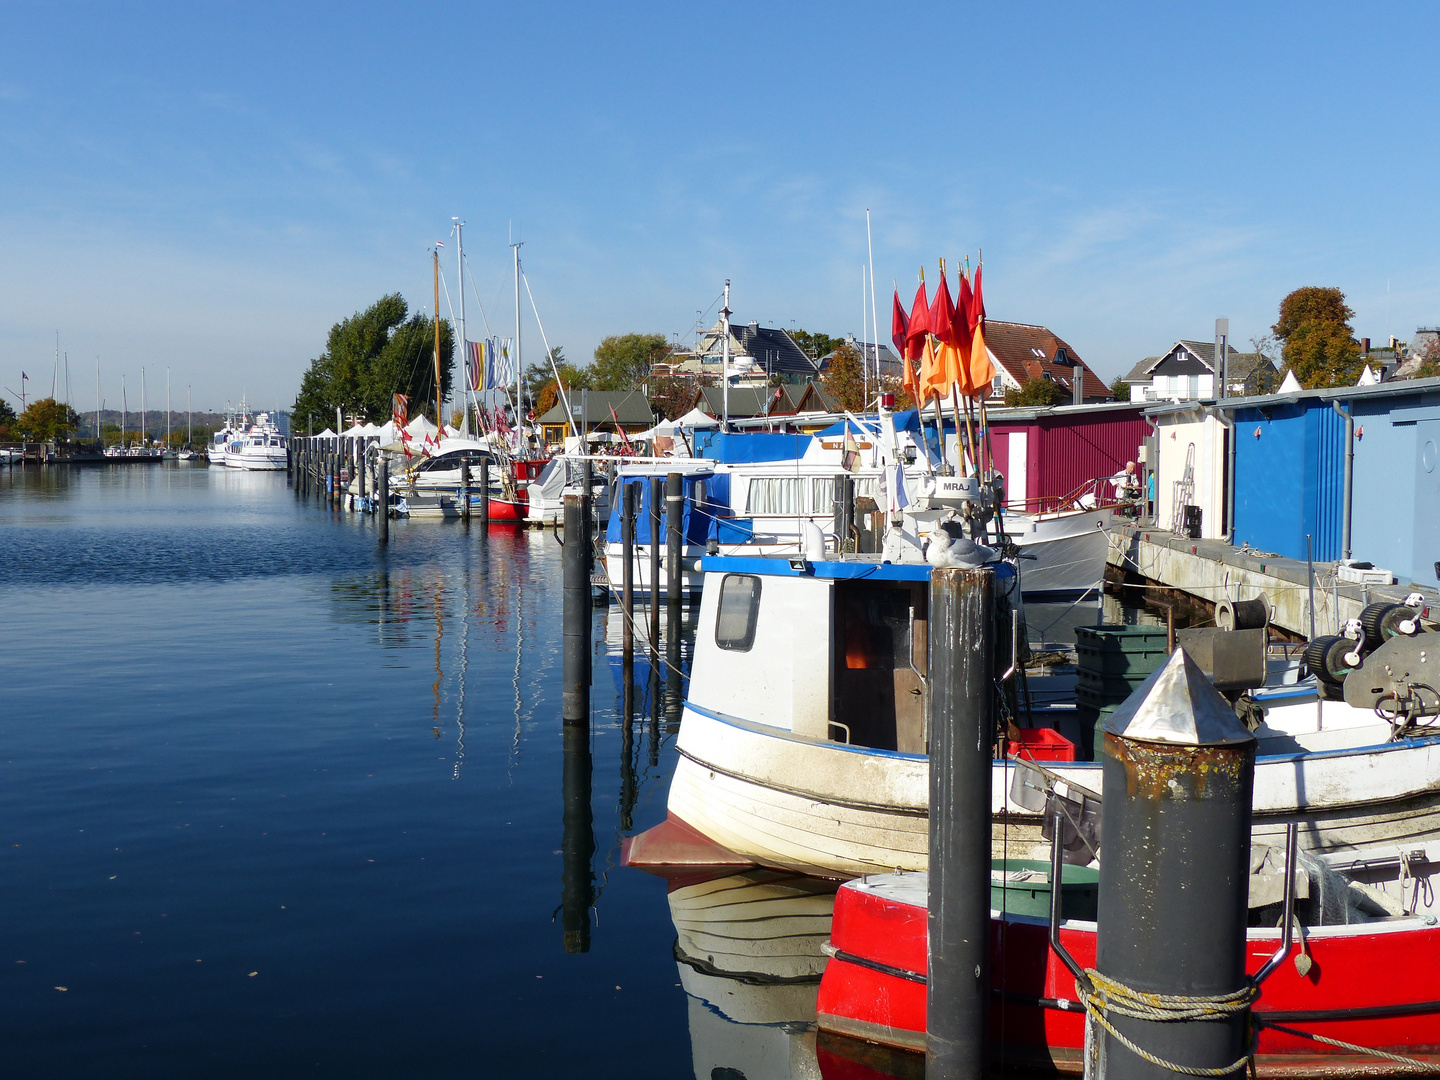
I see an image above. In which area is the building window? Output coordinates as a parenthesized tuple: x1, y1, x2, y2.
(715, 574, 762, 652)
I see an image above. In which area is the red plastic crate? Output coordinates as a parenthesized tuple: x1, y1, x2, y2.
(1006, 727, 1075, 762)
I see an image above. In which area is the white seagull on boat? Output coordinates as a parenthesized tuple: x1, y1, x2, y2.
(924, 515, 995, 568)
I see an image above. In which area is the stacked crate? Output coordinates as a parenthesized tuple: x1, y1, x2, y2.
(1074, 624, 1170, 759)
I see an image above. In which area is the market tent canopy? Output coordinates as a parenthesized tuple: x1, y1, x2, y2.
(315, 428, 337, 438)
(675, 407, 719, 428)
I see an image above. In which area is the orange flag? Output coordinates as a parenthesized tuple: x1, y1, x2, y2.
(965, 262, 997, 397)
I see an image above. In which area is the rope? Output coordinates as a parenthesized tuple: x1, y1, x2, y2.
(1255, 1020, 1440, 1073)
(1077, 969, 1258, 1077)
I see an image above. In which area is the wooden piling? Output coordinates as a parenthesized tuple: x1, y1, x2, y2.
(648, 477, 662, 654)
(926, 566, 995, 1080)
(377, 456, 389, 545)
(562, 493, 591, 723)
(622, 481, 636, 684)
(665, 472, 683, 709)
(477, 459, 490, 528)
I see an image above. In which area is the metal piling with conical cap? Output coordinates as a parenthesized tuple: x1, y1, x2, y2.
(1094, 649, 1257, 1080)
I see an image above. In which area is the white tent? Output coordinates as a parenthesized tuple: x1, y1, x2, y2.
(1277, 370, 1301, 393)
(315, 427, 337, 438)
(340, 423, 369, 438)
(1357, 364, 1379, 386)
(675, 407, 719, 428)
(405, 415, 439, 439)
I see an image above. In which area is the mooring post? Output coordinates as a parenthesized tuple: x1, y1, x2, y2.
(1093, 649, 1257, 1080)
(477, 459, 490, 529)
(926, 565, 996, 1080)
(665, 471, 683, 708)
(357, 445, 367, 504)
(648, 476, 662, 654)
(377, 455, 389, 546)
(562, 492, 592, 723)
(460, 459, 471, 522)
(560, 722, 595, 954)
(621, 481, 636, 686)
(581, 458, 595, 586)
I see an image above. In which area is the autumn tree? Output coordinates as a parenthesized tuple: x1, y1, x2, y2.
(16, 397, 81, 441)
(642, 375, 690, 421)
(821, 343, 867, 412)
(532, 361, 593, 418)
(591, 333, 670, 391)
(1272, 287, 1362, 389)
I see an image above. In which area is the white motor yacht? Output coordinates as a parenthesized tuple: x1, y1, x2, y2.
(224, 413, 287, 470)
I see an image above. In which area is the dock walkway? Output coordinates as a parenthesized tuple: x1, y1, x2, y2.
(1106, 522, 1439, 638)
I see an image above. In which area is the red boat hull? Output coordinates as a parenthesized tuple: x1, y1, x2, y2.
(817, 878, 1440, 1076)
(487, 493, 528, 522)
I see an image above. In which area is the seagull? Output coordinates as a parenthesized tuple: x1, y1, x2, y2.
(924, 516, 996, 568)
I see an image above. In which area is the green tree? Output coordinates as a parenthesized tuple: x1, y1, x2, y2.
(0, 397, 16, 440)
(590, 333, 671, 391)
(1272, 287, 1362, 389)
(1003, 377, 1068, 408)
(16, 397, 81, 441)
(292, 294, 454, 431)
(790, 329, 843, 361)
(1109, 375, 1131, 401)
(821, 343, 867, 412)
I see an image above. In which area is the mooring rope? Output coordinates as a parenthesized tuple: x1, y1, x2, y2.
(1077, 969, 1259, 1077)
(1253, 1020, 1440, 1074)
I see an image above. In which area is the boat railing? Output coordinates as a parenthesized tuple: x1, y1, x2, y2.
(1012, 474, 1138, 516)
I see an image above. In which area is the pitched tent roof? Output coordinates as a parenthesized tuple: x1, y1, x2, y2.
(534, 390, 655, 429)
(674, 407, 719, 428)
(984, 321, 1114, 401)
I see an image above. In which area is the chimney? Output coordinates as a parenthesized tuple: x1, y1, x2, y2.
(1360, 337, 1371, 356)
(1072, 369, 1084, 406)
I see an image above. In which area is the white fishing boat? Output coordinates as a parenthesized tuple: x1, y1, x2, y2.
(602, 413, 1118, 602)
(224, 411, 287, 470)
(628, 553, 1440, 916)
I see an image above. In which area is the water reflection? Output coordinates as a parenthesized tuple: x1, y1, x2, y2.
(560, 723, 596, 954)
(666, 870, 838, 1080)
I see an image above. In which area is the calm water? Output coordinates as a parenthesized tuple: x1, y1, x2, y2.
(0, 464, 751, 1078)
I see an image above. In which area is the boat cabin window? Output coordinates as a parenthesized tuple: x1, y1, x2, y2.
(714, 574, 762, 652)
(746, 477, 803, 516)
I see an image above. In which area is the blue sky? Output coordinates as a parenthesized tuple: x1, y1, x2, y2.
(2, 2, 1438, 412)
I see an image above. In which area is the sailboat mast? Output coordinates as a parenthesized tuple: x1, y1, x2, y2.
(95, 358, 100, 444)
(433, 249, 441, 426)
(166, 368, 171, 450)
(187, 385, 192, 446)
(721, 280, 732, 429)
(512, 240, 523, 448)
(141, 367, 146, 447)
(121, 375, 127, 448)
(455, 218, 465, 431)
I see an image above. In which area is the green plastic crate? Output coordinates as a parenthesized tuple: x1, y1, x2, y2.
(1075, 624, 1170, 677)
(1076, 668, 1153, 698)
(990, 859, 1100, 920)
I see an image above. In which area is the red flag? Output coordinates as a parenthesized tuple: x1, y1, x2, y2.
(904, 283, 930, 362)
(954, 270, 974, 354)
(968, 262, 985, 337)
(890, 289, 909, 356)
(929, 272, 957, 349)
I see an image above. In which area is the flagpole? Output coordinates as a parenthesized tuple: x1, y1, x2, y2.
(866, 210, 880, 409)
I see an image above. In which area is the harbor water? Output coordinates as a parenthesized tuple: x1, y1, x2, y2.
(1, 464, 1151, 1078)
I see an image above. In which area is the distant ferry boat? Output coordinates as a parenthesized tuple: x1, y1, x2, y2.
(224, 413, 287, 471)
